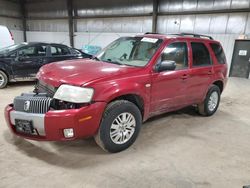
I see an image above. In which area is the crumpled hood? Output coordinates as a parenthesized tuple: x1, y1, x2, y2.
(37, 59, 139, 87)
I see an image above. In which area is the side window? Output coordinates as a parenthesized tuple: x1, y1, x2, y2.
(210, 43, 226, 64)
(18, 45, 46, 57)
(191, 42, 211, 67)
(161, 42, 188, 70)
(36, 45, 46, 57)
(51, 46, 70, 56)
(71, 48, 81, 56)
(9, 52, 17, 58)
(18, 46, 36, 57)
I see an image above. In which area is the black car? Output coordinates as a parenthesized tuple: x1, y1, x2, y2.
(0, 42, 92, 88)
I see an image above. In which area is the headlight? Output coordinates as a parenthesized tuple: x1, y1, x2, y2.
(53, 85, 94, 103)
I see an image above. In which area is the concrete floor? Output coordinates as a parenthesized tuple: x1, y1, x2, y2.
(0, 78, 250, 188)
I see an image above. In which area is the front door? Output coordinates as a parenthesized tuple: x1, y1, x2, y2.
(230, 40, 250, 78)
(150, 41, 190, 115)
(12, 45, 47, 78)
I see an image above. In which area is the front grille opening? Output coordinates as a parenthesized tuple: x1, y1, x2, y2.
(50, 99, 88, 110)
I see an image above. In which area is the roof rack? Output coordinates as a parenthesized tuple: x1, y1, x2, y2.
(176, 33, 214, 40)
(144, 32, 214, 40)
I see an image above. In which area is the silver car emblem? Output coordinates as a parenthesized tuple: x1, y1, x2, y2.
(24, 101, 30, 111)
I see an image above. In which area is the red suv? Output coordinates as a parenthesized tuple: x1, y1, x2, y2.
(4, 33, 228, 153)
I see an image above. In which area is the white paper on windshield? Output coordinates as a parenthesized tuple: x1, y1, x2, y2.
(141, 37, 158, 43)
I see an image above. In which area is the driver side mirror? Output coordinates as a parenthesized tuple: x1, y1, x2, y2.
(157, 60, 176, 72)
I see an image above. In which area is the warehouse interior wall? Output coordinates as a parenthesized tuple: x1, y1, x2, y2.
(0, 0, 24, 43)
(1, 0, 250, 69)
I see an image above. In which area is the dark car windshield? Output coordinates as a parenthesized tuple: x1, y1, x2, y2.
(96, 37, 163, 67)
(0, 43, 26, 55)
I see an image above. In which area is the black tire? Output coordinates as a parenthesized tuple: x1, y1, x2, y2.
(198, 84, 221, 116)
(94, 100, 142, 153)
(0, 70, 8, 89)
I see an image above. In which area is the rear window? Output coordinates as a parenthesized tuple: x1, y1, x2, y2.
(210, 43, 226, 64)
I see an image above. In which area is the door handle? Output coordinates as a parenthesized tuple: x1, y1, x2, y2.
(207, 70, 213, 75)
(181, 74, 189, 80)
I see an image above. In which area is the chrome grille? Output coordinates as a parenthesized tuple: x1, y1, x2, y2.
(14, 93, 52, 114)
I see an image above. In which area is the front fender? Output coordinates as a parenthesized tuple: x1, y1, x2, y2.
(91, 78, 151, 120)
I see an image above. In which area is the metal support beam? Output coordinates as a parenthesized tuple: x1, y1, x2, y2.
(152, 0, 159, 33)
(20, 0, 27, 42)
(67, 0, 74, 48)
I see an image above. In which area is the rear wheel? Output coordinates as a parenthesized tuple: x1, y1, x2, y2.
(94, 100, 142, 153)
(198, 84, 221, 116)
(0, 70, 8, 89)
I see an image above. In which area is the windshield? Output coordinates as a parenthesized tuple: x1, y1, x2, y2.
(0, 44, 26, 54)
(96, 37, 163, 67)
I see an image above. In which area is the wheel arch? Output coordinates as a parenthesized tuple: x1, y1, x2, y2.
(108, 94, 145, 119)
(212, 80, 224, 93)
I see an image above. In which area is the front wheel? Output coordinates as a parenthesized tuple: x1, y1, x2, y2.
(94, 100, 142, 153)
(198, 84, 221, 116)
(0, 70, 8, 89)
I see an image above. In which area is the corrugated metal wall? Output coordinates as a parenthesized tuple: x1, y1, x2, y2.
(25, 0, 250, 35)
(2, 0, 250, 67)
(0, 0, 24, 43)
(0, 0, 23, 30)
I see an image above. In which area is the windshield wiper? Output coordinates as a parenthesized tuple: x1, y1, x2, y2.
(91, 56, 100, 61)
(105, 59, 123, 65)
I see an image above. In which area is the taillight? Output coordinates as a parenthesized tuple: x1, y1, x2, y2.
(8, 29, 14, 41)
(10, 31, 14, 41)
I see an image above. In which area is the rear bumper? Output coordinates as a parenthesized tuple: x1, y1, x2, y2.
(4, 102, 106, 141)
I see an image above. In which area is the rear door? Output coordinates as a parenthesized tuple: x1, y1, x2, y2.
(187, 41, 214, 104)
(150, 41, 190, 114)
(12, 44, 47, 78)
(46, 45, 76, 63)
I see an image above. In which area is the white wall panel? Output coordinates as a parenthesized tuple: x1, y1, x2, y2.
(26, 31, 70, 46)
(74, 32, 140, 49)
(209, 14, 228, 34)
(226, 13, 247, 34)
(180, 15, 195, 33)
(193, 15, 211, 33)
(11, 30, 24, 44)
(76, 17, 151, 33)
(27, 20, 68, 32)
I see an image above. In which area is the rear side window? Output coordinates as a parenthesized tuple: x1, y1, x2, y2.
(210, 43, 226, 64)
(51, 46, 70, 56)
(191, 42, 211, 67)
